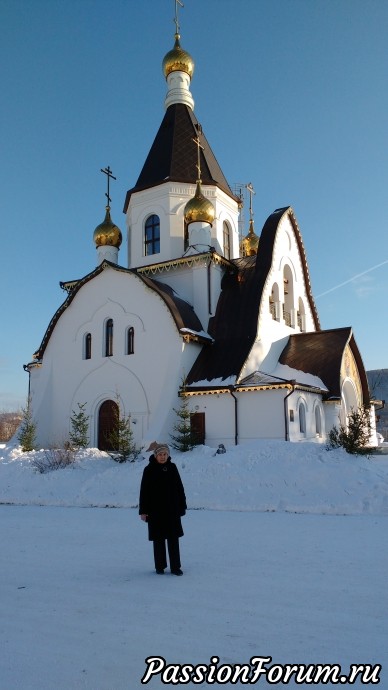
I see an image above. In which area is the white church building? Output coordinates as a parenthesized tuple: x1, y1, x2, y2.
(24, 20, 378, 450)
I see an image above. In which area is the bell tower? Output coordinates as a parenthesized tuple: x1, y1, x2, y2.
(123, 4, 240, 277)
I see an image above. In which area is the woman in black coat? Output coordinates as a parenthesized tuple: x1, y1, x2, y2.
(139, 444, 187, 575)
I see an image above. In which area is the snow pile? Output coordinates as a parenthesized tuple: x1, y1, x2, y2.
(1, 440, 387, 515)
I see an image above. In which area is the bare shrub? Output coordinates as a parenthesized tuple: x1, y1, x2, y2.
(0, 411, 22, 442)
(32, 448, 76, 474)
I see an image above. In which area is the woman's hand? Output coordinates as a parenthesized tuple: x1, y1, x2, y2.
(140, 514, 148, 522)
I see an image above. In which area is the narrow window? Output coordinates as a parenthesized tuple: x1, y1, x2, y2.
(144, 214, 160, 256)
(299, 403, 306, 435)
(126, 327, 134, 355)
(105, 319, 113, 357)
(315, 406, 322, 437)
(84, 333, 92, 360)
(223, 222, 231, 259)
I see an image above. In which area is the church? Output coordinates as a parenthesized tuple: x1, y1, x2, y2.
(24, 14, 378, 451)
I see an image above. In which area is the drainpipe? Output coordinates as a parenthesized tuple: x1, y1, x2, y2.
(284, 381, 296, 441)
(23, 363, 31, 402)
(228, 386, 238, 445)
(207, 260, 212, 315)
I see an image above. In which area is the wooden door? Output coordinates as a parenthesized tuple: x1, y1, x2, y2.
(190, 412, 205, 445)
(98, 399, 118, 450)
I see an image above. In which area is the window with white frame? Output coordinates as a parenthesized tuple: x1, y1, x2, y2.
(144, 214, 160, 256)
(223, 221, 231, 259)
(84, 332, 92, 360)
(105, 319, 113, 357)
(315, 405, 322, 437)
(299, 402, 306, 435)
(126, 326, 134, 355)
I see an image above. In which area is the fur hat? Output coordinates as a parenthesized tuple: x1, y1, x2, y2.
(154, 444, 170, 457)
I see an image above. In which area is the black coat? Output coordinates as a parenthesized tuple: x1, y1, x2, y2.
(139, 455, 187, 541)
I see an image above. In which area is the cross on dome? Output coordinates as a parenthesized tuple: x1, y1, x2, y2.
(100, 165, 116, 207)
(174, 0, 184, 35)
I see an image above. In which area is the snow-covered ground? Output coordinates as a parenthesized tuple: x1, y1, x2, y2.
(1, 440, 387, 688)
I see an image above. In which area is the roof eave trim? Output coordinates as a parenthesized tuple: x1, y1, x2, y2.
(183, 382, 323, 396)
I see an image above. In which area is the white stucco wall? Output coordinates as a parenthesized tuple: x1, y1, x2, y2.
(239, 212, 318, 381)
(126, 183, 239, 270)
(28, 266, 202, 448)
(186, 387, 326, 447)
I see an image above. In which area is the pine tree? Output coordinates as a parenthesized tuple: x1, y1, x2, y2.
(69, 402, 89, 449)
(18, 399, 37, 452)
(327, 405, 372, 454)
(170, 382, 199, 452)
(107, 397, 140, 462)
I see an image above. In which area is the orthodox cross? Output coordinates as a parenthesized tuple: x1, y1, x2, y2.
(174, 0, 184, 34)
(100, 166, 116, 206)
(246, 182, 256, 220)
(192, 135, 204, 182)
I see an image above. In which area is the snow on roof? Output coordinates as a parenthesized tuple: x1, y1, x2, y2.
(179, 328, 213, 342)
(271, 363, 328, 391)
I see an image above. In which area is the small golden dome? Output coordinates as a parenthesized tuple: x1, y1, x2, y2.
(93, 207, 122, 248)
(162, 33, 195, 79)
(240, 219, 259, 256)
(184, 181, 215, 226)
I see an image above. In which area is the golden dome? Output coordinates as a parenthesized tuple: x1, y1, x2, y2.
(162, 33, 194, 79)
(93, 206, 122, 248)
(184, 181, 215, 226)
(240, 219, 259, 256)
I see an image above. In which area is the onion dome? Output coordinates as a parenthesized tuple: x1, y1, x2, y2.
(184, 181, 215, 226)
(93, 206, 122, 248)
(162, 33, 194, 79)
(240, 219, 259, 256)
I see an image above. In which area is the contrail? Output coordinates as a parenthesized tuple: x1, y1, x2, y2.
(316, 259, 388, 298)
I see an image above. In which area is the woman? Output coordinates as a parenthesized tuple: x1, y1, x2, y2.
(139, 444, 187, 575)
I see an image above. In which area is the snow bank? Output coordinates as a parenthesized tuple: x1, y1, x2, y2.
(1, 440, 387, 515)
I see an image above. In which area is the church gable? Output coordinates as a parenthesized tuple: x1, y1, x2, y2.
(187, 207, 321, 387)
(278, 327, 370, 404)
(256, 207, 320, 334)
(31, 262, 203, 362)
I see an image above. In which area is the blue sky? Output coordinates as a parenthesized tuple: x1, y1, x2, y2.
(1, 0, 387, 410)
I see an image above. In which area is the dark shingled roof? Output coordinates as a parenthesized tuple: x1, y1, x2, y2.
(32, 262, 203, 361)
(123, 103, 237, 211)
(138, 274, 203, 333)
(279, 327, 370, 401)
(187, 207, 320, 385)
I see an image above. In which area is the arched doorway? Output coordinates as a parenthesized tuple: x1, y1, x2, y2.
(98, 399, 119, 450)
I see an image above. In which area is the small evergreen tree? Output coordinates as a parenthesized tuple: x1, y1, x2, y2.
(170, 381, 199, 452)
(327, 405, 372, 454)
(107, 397, 141, 462)
(69, 402, 89, 449)
(18, 399, 37, 452)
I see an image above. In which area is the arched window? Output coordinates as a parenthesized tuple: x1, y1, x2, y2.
(315, 405, 322, 437)
(299, 402, 306, 435)
(297, 297, 306, 332)
(126, 326, 134, 355)
(282, 265, 294, 327)
(105, 319, 113, 357)
(223, 222, 231, 259)
(84, 333, 92, 360)
(144, 214, 160, 256)
(269, 282, 280, 320)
